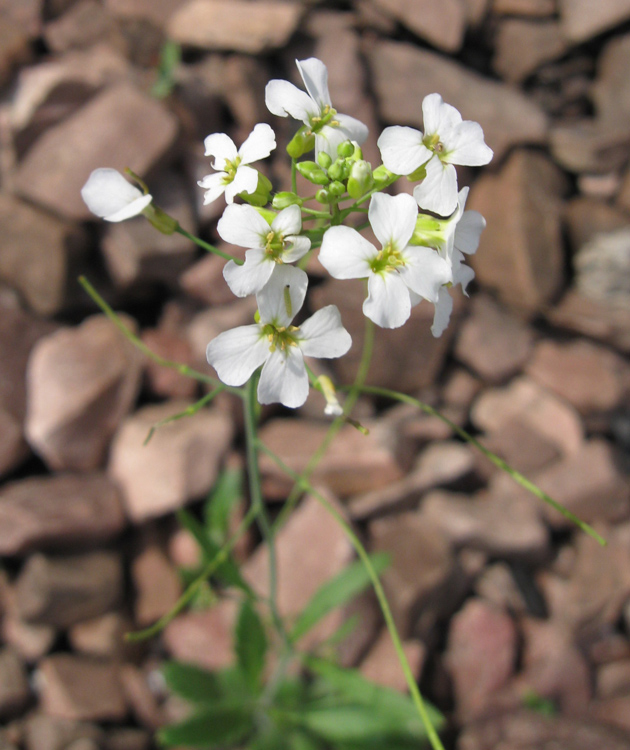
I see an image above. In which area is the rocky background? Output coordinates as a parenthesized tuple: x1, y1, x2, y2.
(1, 0, 630, 748)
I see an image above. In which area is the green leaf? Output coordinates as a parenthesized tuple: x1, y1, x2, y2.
(204, 467, 244, 542)
(235, 600, 267, 691)
(163, 662, 251, 705)
(162, 661, 223, 703)
(290, 554, 390, 642)
(157, 703, 252, 748)
(299, 705, 407, 743)
(307, 658, 444, 739)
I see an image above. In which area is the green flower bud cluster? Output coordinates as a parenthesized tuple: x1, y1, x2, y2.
(293, 141, 377, 204)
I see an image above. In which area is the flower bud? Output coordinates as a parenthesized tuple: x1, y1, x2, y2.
(287, 127, 315, 158)
(272, 191, 303, 209)
(337, 141, 354, 159)
(372, 164, 395, 188)
(317, 375, 343, 417)
(238, 173, 273, 207)
(410, 212, 446, 248)
(347, 142, 363, 161)
(327, 160, 344, 181)
(407, 163, 428, 182)
(315, 188, 331, 204)
(253, 207, 277, 225)
(328, 180, 346, 198)
(317, 152, 332, 170)
(347, 160, 373, 199)
(296, 161, 330, 185)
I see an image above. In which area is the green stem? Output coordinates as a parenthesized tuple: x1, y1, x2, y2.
(357, 385, 607, 547)
(175, 226, 243, 265)
(273, 317, 375, 532)
(257, 442, 446, 750)
(242, 377, 290, 644)
(125, 504, 259, 641)
(291, 159, 298, 194)
(78, 276, 226, 387)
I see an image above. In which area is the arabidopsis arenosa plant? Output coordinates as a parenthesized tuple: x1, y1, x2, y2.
(377, 93, 493, 216)
(319, 192, 451, 329)
(206, 266, 351, 408)
(199, 123, 276, 205)
(81, 168, 153, 222)
(266, 58, 368, 159)
(219, 204, 311, 297)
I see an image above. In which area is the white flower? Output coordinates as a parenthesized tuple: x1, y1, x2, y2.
(218, 204, 311, 297)
(81, 168, 153, 222)
(198, 123, 276, 205)
(319, 192, 452, 329)
(377, 93, 493, 216)
(427, 187, 486, 337)
(206, 265, 352, 409)
(265, 58, 368, 158)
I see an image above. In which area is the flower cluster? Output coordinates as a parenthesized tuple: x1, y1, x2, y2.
(81, 58, 492, 410)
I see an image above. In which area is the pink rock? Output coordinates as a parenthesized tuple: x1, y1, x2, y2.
(469, 150, 567, 314)
(167, 0, 303, 53)
(526, 338, 629, 415)
(359, 628, 425, 693)
(370, 514, 459, 639)
(243, 492, 354, 649)
(131, 544, 181, 628)
(25, 315, 143, 471)
(559, 0, 630, 43)
(370, 0, 467, 52)
(0, 474, 126, 555)
(257, 417, 403, 500)
(38, 655, 127, 721)
(108, 400, 233, 522)
(493, 19, 567, 82)
(454, 294, 535, 384)
(445, 598, 517, 721)
(14, 83, 178, 220)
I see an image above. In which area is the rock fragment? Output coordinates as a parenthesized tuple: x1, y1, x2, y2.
(0, 474, 126, 556)
(168, 0, 302, 53)
(108, 401, 233, 522)
(15, 83, 178, 220)
(25, 315, 143, 472)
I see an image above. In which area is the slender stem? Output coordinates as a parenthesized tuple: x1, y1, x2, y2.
(273, 317, 375, 532)
(175, 226, 243, 265)
(357, 385, 607, 547)
(301, 207, 332, 218)
(257, 442, 446, 750)
(78, 276, 227, 387)
(125, 504, 259, 641)
(291, 159, 298, 194)
(242, 377, 290, 643)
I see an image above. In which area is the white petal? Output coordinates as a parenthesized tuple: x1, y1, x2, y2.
(257, 264, 308, 327)
(413, 157, 458, 216)
(204, 132, 238, 171)
(105, 194, 153, 222)
(398, 246, 452, 303)
(258, 346, 308, 408)
(319, 226, 375, 279)
(81, 168, 151, 221)
(422, 93, 462, 138)
(238, 123, 277, 165)
(443, 120, 493, 166)
(271, 204, 302, 237)
(282, 235, 311, 263)
(455, 211, 486, 256)
(265, 79, 318, 122)
(364, 272, 411, 329)
(454, 262, 475, 294)
(223, 250, 273, 297)
(377, 126, 431, 175)
(335, 113, 369, 146)
(368, 192, 417, 251)
(431, 288, 453, 338)
(296, 58, 331, 109)
(198, 172, 227, 205)
(206, 324, 268, 385)
(217, 203, 269, 248)
(315, 127, 348, 160)
(224, 165, 258, 203)
(299, 305, 352, 358)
